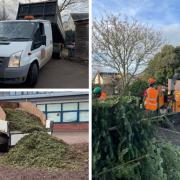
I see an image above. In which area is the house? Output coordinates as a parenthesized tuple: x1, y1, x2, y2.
(93, 72, 120, 85)
(93, 72, 121, 95)
(0, 91, 89, 132)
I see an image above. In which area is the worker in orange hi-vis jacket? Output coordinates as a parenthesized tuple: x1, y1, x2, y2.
(144, 78, 159, 111)
(93, 86, 107, 101)
(99, 91, 107, 101)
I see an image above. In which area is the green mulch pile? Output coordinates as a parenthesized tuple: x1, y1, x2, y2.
(0, 131, 84, 170)
(4, 108, 46, 133)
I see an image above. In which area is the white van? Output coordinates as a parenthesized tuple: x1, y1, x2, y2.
(0, 20, 53, 86)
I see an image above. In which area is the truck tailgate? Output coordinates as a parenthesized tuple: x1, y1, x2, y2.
(10, 131, 29, 146)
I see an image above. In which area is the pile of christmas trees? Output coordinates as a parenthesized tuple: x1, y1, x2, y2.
(92, 96, 180, 180)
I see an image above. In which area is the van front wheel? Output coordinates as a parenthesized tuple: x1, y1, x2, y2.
(26, 63, 39, 87)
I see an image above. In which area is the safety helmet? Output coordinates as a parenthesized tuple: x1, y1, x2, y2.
(93, 86, 102, 94)
(148, 78, 156, 85)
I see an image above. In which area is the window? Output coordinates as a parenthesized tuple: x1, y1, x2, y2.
(47, 112, 61, 123)
(63, 103, 77, 111)
(36, 101, 89, 123)
(0, 22, 35, 40)
(63, 112, 77, 122)
(47, 104, 61, 111)
(79, 111, 89, 122)
(37, 104, 45, 112)
(79, 102, 89, 110)
(32, 23, 45, 49)
(79, 101, 89, 122)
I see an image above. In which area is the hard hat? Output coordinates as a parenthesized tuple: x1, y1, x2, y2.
(148, 78, 156, 85)
(93, 86, 102, 94)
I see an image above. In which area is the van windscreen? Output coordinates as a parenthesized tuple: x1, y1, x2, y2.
(0, 22, 36, 41)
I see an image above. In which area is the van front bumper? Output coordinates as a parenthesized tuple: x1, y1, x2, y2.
(0, 64, 30, 84)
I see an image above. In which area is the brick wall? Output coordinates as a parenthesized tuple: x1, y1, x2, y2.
(0, 106, 6, 120)
(53, 122, 88, 132)
(19, 102, 46, 126)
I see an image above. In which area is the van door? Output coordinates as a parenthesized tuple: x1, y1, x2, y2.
(31, 22, 47, 68)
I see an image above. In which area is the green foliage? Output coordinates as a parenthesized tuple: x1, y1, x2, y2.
(1, 132, 84, 170)
(141, 141, 166, 180)
(128, 79, 148, 98)
(93, 96, 180, 179)
(93, 97, 161, 179)
(4, 108, 46, 133)
(144, 45, 180, 85)
(159, 142, 180, 180)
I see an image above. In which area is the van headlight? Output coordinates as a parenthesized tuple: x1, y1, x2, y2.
(8, 51, 22, 68)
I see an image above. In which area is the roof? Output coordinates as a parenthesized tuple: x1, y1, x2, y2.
(98, 72, 119, 76)
(70, 13, 89, 22)
(0, 92, 88, 101)
(94, 72, 119, 79)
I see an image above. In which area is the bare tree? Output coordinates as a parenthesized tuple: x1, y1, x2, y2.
(59, 0, 88, 12)
(93, 14, 164, 94)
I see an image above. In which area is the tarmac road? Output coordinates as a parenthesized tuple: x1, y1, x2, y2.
(158, 114, 180, 146)
(0, 58, 89, 89)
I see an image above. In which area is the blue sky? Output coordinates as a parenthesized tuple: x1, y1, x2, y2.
(93, 0, 180, 46)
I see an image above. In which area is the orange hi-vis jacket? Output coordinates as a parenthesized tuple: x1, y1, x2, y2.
(173, 92, 180, 112)
(99, 92, 107, 101)
(145, 87, 158, 111)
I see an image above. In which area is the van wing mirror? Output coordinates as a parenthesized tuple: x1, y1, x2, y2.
(41, 35, 46, 45)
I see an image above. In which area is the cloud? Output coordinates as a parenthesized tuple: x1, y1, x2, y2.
(162, 24, 180, 46)
(93, 0, 180, 26)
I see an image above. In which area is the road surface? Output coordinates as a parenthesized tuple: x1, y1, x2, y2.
(0, 59, 88, 89)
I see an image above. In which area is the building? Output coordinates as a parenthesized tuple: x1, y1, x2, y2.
(0, 91, 89, 132)
(93, 72, 120, 85)
(64, 13, 89, 60)
(71, 13, 89, 61)
(93, 72, 121, 95)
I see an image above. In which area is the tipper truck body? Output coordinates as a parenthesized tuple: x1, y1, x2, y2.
(0, 0, 65, 86)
